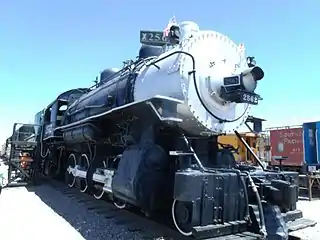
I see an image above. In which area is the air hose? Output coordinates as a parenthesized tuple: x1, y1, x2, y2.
(245, 172, 267, 239)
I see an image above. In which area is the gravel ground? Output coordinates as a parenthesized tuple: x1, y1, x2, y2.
(0, 184, 150, 240)
(0, 158, 319, 240)
(0, 160, 155, 240)
(0, 161, 176, 240)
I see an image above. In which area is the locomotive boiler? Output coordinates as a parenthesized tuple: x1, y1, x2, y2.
(35, 20, 315, 239)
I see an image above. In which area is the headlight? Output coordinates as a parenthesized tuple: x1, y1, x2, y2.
(219, 66, 264, 105)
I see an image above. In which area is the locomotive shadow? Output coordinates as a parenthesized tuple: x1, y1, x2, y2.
(25, 182, 182, 240)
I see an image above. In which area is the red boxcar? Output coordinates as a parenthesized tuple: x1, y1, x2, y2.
(269, 127, 304, 167)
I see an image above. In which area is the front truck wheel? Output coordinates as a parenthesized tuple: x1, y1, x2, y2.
(172, 200, 192, 236)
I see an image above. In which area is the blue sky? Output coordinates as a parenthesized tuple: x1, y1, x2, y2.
(0, 1, 319, 143)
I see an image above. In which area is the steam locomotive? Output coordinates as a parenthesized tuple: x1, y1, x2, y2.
(22, 20, 315, 238)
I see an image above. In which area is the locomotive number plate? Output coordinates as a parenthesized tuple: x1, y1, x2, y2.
(241, 92, 259, 105)
(140, 30, 168, 46)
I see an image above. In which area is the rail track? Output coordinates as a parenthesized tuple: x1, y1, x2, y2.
(38, 177, 265, 240)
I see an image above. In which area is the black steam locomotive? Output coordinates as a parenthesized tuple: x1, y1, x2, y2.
(24, 21, 315, 239)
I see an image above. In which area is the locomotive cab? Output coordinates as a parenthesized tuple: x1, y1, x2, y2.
(42, 98, 70, 141)
(53, 99, 68, 127)
(42, 88, 90, 141)
(42, 105, 57, 141)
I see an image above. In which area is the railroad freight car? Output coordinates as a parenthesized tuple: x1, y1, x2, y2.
(302, 121, 320, 171)
(269, 126, 304, 172)
(269, 122, 320, 173)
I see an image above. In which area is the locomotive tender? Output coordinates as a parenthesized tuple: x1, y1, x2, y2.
(30, 20, 315, 239)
